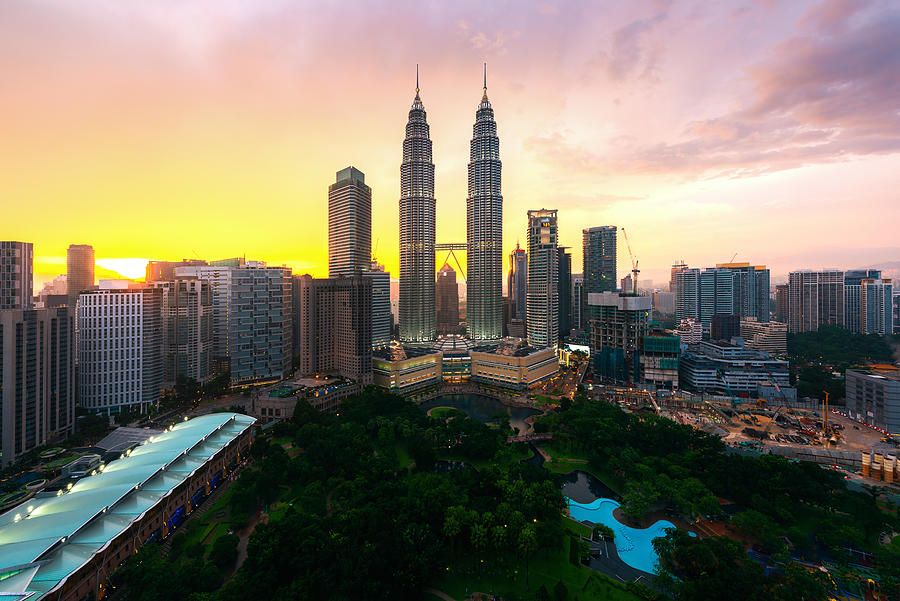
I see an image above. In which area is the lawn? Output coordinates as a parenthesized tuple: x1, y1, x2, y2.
(429, 407, 466, 420)
(431, 533, 641, 601)
(563, 517, 593, 539)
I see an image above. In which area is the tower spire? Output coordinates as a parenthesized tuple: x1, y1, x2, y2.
(416, 63, 419, 93)
(483, 62, 487, 92)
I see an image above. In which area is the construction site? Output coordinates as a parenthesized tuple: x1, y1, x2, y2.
(593, 385, 898, 480)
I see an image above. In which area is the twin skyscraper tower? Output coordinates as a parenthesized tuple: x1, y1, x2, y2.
(399, 66, 503, 343)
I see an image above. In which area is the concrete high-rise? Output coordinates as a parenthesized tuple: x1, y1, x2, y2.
(229, 266, 292, 386)
(78, 283, 162, 414)
(507, 243, 527, 320)
(294, 275, 373, 384)
(329, 166, 372, 277)
(788, 270, 844, 333)
(399, 74, 436, 342)
(558, 247, 572, 339)
(151, 278, 213, 385)
(0, 307, 75, 466)
(466, 68, 503, 340)
(364, 261, 391, 349)
(66, 244, 94, 308)
(526, 209, 559, 349)
(436, 263, 460, 334)
(774, 284, 789, 323)
(0, 241, 33, 310)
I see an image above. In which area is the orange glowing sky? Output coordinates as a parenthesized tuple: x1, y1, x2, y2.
(2, 0, 898, 292)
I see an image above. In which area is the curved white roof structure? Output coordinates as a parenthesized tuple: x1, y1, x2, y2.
(0, 412, 255, 601)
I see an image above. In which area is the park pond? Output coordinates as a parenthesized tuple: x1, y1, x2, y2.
(420, 394, 539, 435)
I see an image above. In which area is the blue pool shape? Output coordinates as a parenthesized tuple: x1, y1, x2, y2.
(567, 497, 676, 573)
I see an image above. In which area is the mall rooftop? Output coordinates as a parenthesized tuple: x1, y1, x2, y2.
(0, 412, 255, 601)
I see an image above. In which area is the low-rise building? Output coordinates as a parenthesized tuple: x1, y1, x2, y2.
(846, 366, 900, 434)
(676, 318, 702, 345)
(373, 345, 443, 395)
(679, 339, 789, 394)
(470, 340, 558, 390)
(740, 318, 787, 355)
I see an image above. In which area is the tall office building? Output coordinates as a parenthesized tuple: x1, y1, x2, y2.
(363, 261, 391, 349)
(558, 247, 572, 339)
(699, 268, 736, 328)
(175, 264, 237, 361)
(0, 307, 75, 467)
(788, 270, 844, 333)
(151, 278, 213, 385)
(716, 262, 770, 322)
(294, 275, 373, 384)
(507, 243, 527, 320)
(774, 284, 789, 323)
(844, 270, 894, 335)
(66, 244, 94, 308)
(583, 227, 617, 295)
(674, 267, 701, 322)
(0, 241, 33, 310)
(329, 167, 372, 277)
(436, 263, 460, 334)
(466, 69, 503, 340)
(399, 75, 436, 342)
(526, 209, 559, 349)
(229, 266, 292, 386)
(587, 291, 651, 385)
(78, 283, 162, 414)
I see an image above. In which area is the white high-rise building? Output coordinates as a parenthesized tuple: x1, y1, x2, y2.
(77, 283, 162, 414)
(526, 209, 558, 349)
(466, 67, 503, 340)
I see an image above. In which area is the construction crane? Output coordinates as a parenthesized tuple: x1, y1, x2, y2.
(621, 228, 639, 295)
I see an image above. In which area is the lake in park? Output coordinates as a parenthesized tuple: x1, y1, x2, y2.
(419, 394, 539, 435)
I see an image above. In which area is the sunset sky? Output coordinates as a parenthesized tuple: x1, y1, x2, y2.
(2, 0, 898, 292)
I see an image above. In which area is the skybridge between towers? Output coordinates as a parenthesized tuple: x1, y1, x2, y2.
(435, 242, 467, 281)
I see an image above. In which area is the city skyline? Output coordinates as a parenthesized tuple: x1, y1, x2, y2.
(4, 0, 898, 291)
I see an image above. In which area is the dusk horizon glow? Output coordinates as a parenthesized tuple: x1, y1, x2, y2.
(3, 0, 898, 292)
